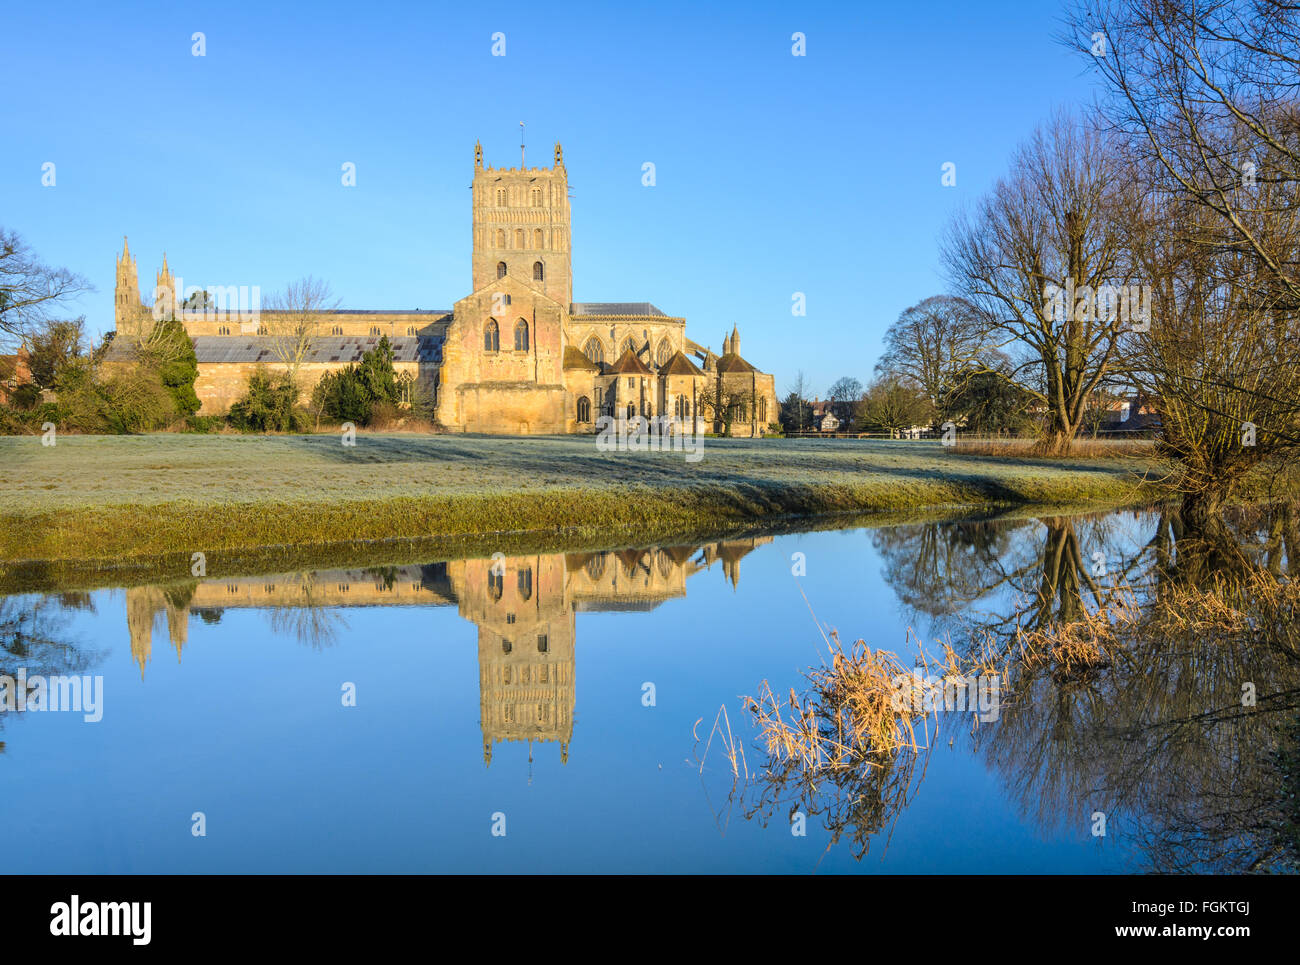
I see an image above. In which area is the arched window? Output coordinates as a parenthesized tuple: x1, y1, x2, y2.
(621, 337, 637, 358)
(484, 319, 499, 352)
(496, 187, 507, 206)
(655, 339, 671, 367)
(626, 402, 636, 419)
(517, 567, 533, 601)
(585, 553, 606, 581)
(514, 228, 524, 248)
(533, 228, 544, 248)
(514, 318, 529, 352)
(496, 261, 507, 279)
(533, 261, 544, 281)
(496, 229, 506, 247)
(759, 397, 767, 422)
(531, 188, 542, 206)
(583, 337, 604, 365)
(577, 396, 591, 422)
(488, 568, 503, 601)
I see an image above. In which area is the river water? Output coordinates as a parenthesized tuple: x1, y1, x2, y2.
(0, 506, 1293, 873)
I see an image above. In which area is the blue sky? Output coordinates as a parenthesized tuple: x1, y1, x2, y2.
(2, 0, 1094, 395)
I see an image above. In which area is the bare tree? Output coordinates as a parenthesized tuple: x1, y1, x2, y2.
(0, 228, 91, 349)
(942, 113, 1138, 453)
(1066, 0, 1300, 309)
(827, 376, 864, 429)
(261, 276, 340, 394)
(875, 295, 995, 407)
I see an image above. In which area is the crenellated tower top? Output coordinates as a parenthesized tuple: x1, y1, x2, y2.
(471, 141, 572, 306)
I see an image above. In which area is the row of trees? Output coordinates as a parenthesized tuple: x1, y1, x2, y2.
(785, 0, 1300, 522)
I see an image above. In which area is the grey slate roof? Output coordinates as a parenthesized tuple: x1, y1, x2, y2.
(190, 335, 442, 364)
(570, 302, 666, 317)
(106, 335, 443, 365)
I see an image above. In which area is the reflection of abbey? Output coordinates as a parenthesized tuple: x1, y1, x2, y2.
(125, 538, 770, 764)
(110, 142, 778, 435)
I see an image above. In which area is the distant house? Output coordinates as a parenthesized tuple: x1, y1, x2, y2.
(808, 398, 840, 433)
(1095, 392, 1161, 433)
(0, 351, 32, 405)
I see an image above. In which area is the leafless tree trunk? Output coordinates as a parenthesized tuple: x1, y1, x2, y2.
(262, 276, 340, 395)
(942, 113, 1138, 454)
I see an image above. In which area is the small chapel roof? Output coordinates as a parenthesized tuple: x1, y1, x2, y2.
(606, 347, 653, 375)
(658, 351, 703, 376)
(563, 346, 600, 371)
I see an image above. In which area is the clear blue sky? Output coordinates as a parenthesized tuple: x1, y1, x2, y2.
(2, 0, 1092, 396)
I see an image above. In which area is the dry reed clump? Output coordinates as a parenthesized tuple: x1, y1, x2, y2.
(1144, 572, 1300, 652)
(747, 630, 952, 770)
(1012, 591, 1141, 682)
(950, 437, 1155, 460)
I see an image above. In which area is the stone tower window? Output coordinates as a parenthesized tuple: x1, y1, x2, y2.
(484, 319, 500, 353)
(514, 228, 524, 248)
(531, 188, 542, 206)
(577, 396, 591, 422)
(495, 229, 506, 247)
(496, 262, 507, 279)
(533, 228, 543, 248)
(496, 187, 507, 206)
(533, 261, 544, 281)
(583, 337, 604, 365)
(513, 318, 529, 352)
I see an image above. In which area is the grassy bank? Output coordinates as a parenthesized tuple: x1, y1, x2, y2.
(0, 433, 1169, 573)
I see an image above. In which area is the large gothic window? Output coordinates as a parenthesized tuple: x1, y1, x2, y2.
(655, 339, 671, 367)
(514, 319, 529, 352)
(533, 261, 544, 281)
(484, 319, 499, 353)
(621, 337, 637, 358)
(496, 261, 507, 279)
(577, 396, 591, 422)
(583, 337, 604, 365)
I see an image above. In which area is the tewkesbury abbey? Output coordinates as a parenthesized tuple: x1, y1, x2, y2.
(108, 142, 778, 435)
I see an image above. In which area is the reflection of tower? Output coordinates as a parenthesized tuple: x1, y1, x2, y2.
(449, 554, 575, 767)
(124, 586, 190, 679)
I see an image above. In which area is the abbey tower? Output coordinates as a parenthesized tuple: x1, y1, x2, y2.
(471, 140, 572, 307)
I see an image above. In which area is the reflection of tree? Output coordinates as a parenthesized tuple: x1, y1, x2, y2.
(265, 574, 348, 650)
(967, 502, 1300, 873)
(0, 593, 106, 746)
(759, 504, 1300, 870)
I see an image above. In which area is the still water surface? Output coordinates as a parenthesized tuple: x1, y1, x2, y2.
(0, 507, 1290, 873)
